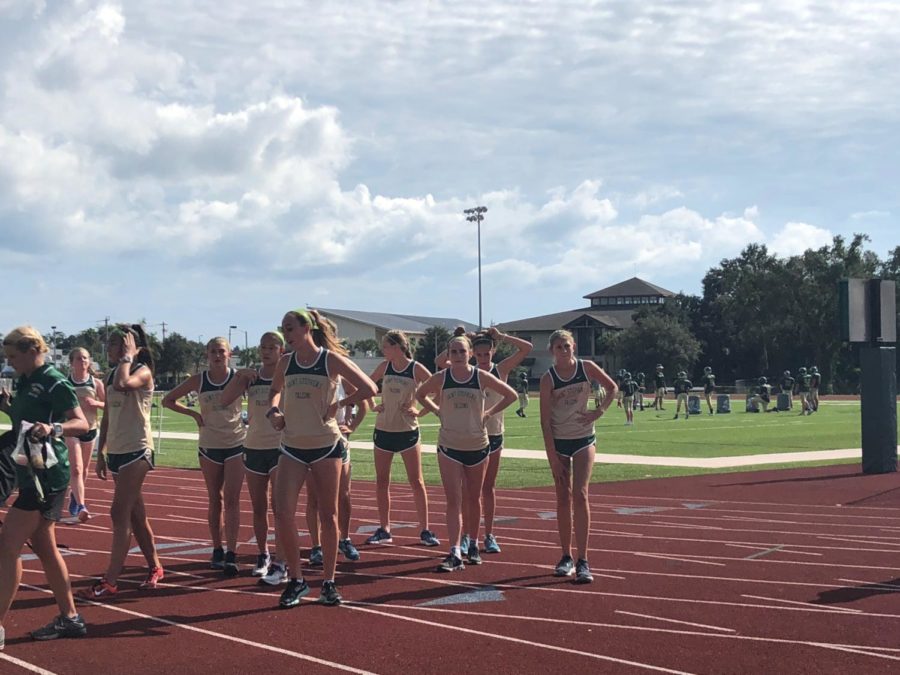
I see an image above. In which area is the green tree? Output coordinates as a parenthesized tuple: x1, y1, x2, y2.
(414, 326, 452, 373)
(353, 339, 381, 357)
(607, 310, 700, 377)
(157, 333, 194, 383)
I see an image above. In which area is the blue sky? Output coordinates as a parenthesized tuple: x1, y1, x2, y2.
(1, 1, 897, 344)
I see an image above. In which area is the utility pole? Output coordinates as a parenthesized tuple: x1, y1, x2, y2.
(463, 206, 488, 329)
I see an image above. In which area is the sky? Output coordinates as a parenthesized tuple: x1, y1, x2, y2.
(1, 0, 898, 345)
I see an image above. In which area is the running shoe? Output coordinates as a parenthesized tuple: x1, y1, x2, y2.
(223, 550, 239, 577)
(260, 561, 288, 586)
(76, 505, 91, 523)
(31, 614, 87, 641)
(339, 538, 360, 561)
(436, 554, 465, 573)
(139, 567, 165, 590)
(252, 552, 272, 577)
(483, 533, 501, 554)
(68, 492, 78, 517)
(279, 578, 310, 608)
(466, 542, 482, 566)
(420, 529, 440, 547)
(319, 581, 342, 606)
(308, 545, 324, 567)
(460, 533, 471, 554)
(364, 527, 393, 545)
(79, 578, 117, 600)
(210, 547, 225, 570)
(554, 554, 575, 577)
(574, 559, 594, 584)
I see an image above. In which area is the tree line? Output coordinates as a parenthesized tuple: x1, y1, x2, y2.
(606, 235, 899, 393)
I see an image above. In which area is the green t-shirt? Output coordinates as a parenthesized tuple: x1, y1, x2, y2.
(9, 364, 76, 493)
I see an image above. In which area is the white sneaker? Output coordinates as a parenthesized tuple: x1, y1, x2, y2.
(252, 552, 271, 577)
(259, 561, 288, 586)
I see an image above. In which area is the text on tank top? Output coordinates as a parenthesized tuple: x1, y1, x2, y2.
(376, 360, 419, 432)
(69, 374, 99, 430)
(104, 365, 154, 454)
(484, 364, 505, 436)
(198, 369, 246, 449)
(548, 360, 594, 439)
(438, 368, 488, 451)
(282, 349, 341, 450)
(244, 372, 282, 450)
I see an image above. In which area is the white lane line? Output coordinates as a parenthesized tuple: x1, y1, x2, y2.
(817, 535, 900, 548)
(741, 594, 863, 614)
(725, 544, 821, 557)
(615, 610, 736, 633)
(361, 601, 900, 663)
(342, 602, 697, 675)
(0, 653, 58, 674)
(18, 582, 374, 674)
(837, 578, 900, 592)
(634, 553, 727, 567)
(649, 521, 724, 531)
(742, 545, 785, 560)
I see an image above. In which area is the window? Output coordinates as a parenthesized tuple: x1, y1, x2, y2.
(616, 297, 624, 305)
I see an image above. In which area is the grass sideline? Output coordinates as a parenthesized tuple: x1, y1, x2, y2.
(4, 397, 892, 487)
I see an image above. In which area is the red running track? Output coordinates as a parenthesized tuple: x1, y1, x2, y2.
(1, 463, 899, 674)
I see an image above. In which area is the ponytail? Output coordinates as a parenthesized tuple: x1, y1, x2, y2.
(290, 309, 348, 356)
(383, 330, 412, 359)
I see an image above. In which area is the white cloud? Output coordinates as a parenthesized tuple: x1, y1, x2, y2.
(769, 222, 834, 257)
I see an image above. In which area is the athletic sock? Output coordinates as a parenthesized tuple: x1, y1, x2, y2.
(324, 579, 334, 584)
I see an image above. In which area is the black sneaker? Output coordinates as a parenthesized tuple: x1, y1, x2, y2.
(554, 554, 575, 577)
(574, 558, 594, 584)
(436, 554, 465, 573)
(308, 545, 324, 567)
(279, 578, 310, 608)
(31, 614, 87, 641)
(467, 542, 482, 566)
(223, 550, 239, 577)
(419, 529, 440, 547)
(210, 547, 225, 570)
(318, 581, 342, 606)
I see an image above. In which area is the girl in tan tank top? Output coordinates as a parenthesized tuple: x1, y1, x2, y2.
(163, 337, 246, 576)
(367, 330, 437, 547)
(436, 326, 532, 556)
(415, 334, 517, 572)
(65, 347, 106, 522)
(267, 309, 377, 608)
(539, 329, 617, 585)
(87, 324, 163, 598)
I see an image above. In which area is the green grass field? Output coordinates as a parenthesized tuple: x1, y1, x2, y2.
(5, 398, 894, 488)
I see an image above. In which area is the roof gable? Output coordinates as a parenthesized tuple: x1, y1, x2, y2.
(314, 307, 478, 334)
(583, 277, 675, 299)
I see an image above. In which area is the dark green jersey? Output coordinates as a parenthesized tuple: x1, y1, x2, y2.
(621, 379, 639, 397)
(8, 364, 76, 493)
(635, 373, 645, 387)
(797, 374, 811, 393)
(780, 376, 794, 392)
(702, 373, 716, 393)
(654, 371, 666, 388)
(673, 378, 692, 395)
(810, 373, 821, 388)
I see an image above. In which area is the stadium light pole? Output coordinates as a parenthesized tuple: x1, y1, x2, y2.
(50, 325, 57, 365)
(463, 206, 488, 329)
(228, 325, 236, 345)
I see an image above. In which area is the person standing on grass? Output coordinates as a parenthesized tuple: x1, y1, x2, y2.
(621, 372, 638, 426)
(267, 309, 377, 608)
(540, 329, 617, 584)
(220, 331, 286, 582)
(672, 371, 692, 420)
(515, 371, 530, 417)
(416, 333, 517, 573)
(66, 347, 105, 522)
(809, 366, 821, 412)
(438, 327, 532, 555)
(701, 366, 716, 415)
(83, 325, 164, 598)
(163, 337, 245, 577)
(795, 367, 812, 416)
(0, 327, 89, 646)
(634, 371, 646, 411)
(653, 364, 666, 410)
(779, 370, 795, 409)
(306, 368, 369, 566)
(366, 330, 438, 549)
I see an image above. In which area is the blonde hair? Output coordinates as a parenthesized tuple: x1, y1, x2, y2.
(260, 331, 285, 347)
(547, 329, 574, 350)
(69, 346, 91, 363)
(3, 326, 49, 354)
(287, 309, 348, 356)
(206, 337, 231, 352)
(448, 334, 473, 351)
